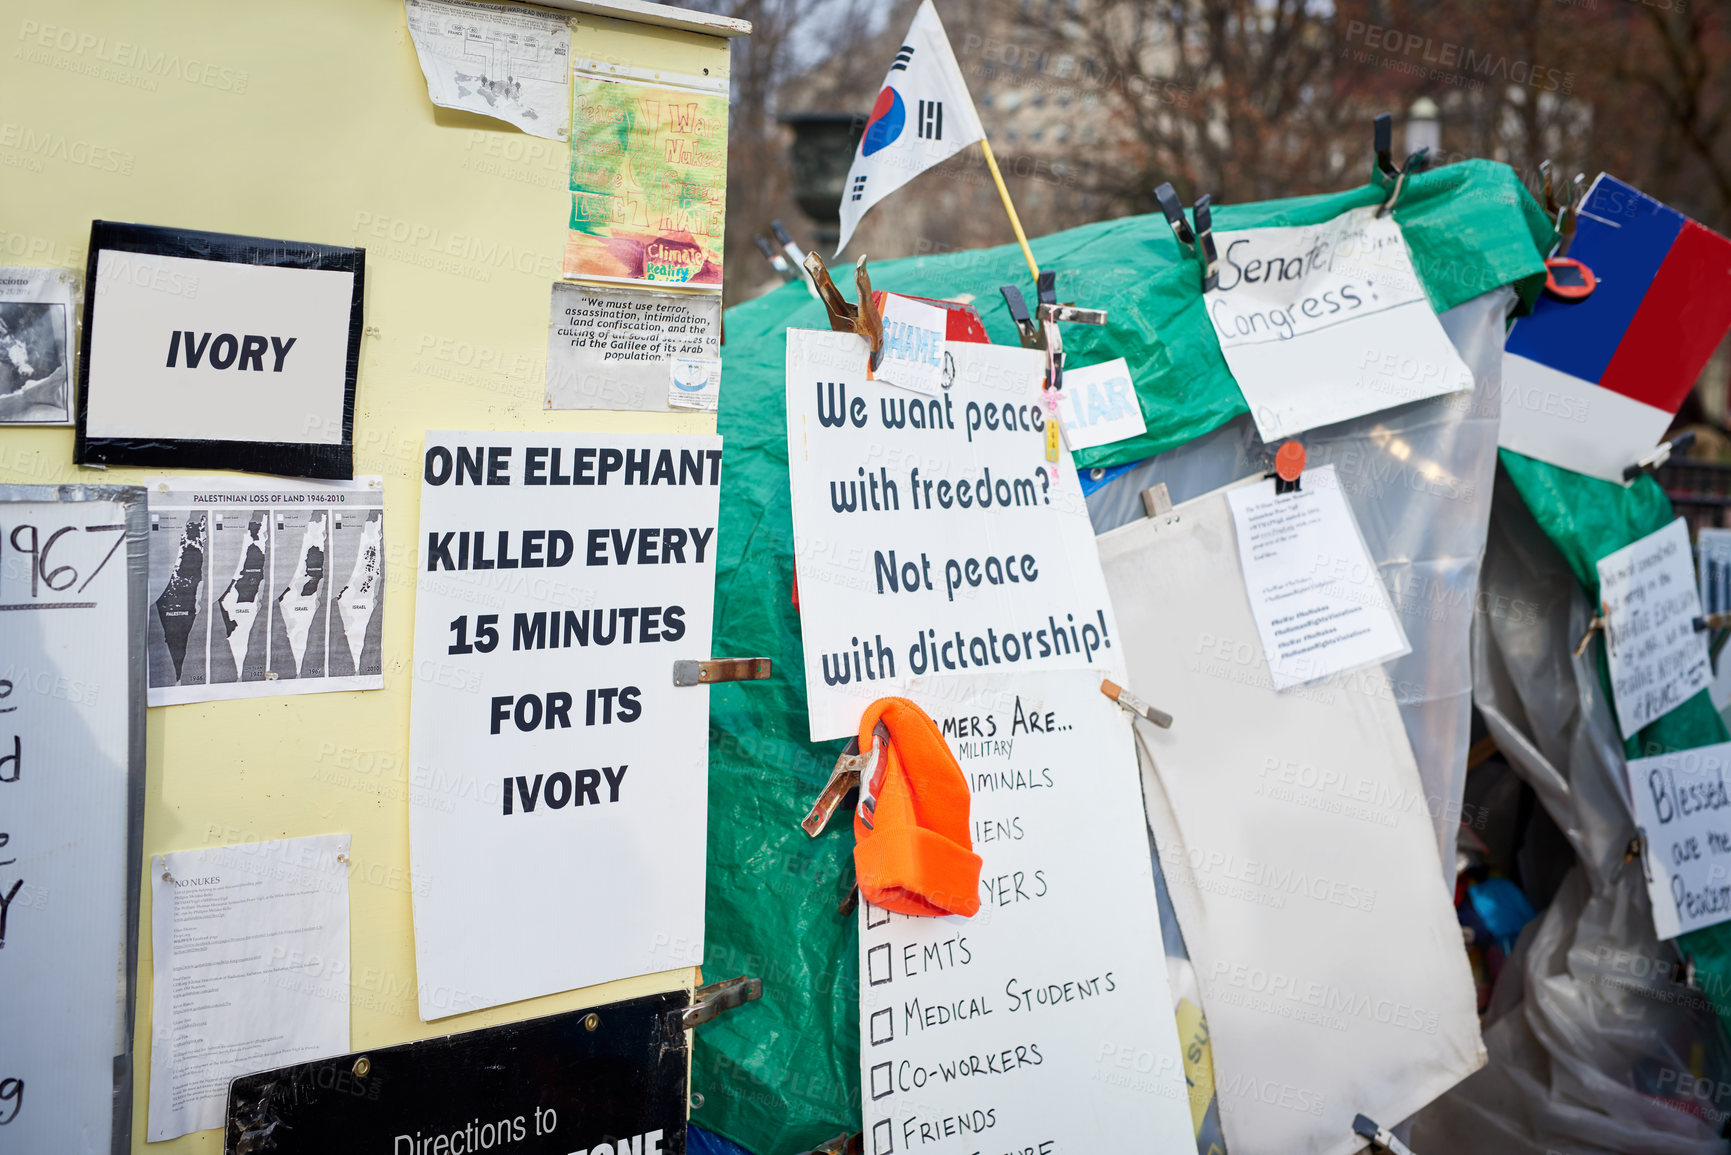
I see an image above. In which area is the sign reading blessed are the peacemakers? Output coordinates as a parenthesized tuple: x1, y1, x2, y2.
(1627, 742, 1731, 939)
(785, 328, 1124, 741)
(409, 433, 720, 1019)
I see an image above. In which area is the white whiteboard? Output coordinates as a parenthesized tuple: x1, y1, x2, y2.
(0, 489, 146, 1154)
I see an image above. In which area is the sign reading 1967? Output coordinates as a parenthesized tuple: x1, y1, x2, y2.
(1, 519, 129, 606)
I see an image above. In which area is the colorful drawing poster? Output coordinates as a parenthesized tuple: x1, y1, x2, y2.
(565, 75, 727, 287)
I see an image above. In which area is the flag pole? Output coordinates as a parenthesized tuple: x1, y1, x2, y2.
(979, 138, 1040, 283)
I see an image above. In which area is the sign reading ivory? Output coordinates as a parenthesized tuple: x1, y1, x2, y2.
(75, 220, 364, 478)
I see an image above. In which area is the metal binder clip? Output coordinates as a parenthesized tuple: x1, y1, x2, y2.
(672, 658, 772, 686)
(1623, 430, 1694, 483)
(801, 727, 885, 837)
(1573, 614, 1608, 658)
(771, 219, 806, 268)
(1373, 113, 1429, 218)
(1352, 1114, 1419, 1155)
(1193, 194, 1219, 290)
(804, 251, 885, 371)
(1155, 182, 1196, 252)
(681, 975, 763, 1028)
(1101, 679, 1173, 729)
(755, 234, 798, 282)
(1155, 182, 1217, 290)
(1695, 612, 1731, 633)
(999, 284, 1043, 350)
(1544, 173, 1596, 301)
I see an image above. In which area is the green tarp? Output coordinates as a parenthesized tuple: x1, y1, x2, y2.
(694, 161, 1555, 1154)
(1500, 450, 1731, 999)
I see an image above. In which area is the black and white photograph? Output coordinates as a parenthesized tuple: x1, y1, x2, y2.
(0, 266, 77, 425)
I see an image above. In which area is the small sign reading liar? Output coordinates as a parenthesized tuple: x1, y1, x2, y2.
(1053, 357, 1146, 451)
(1596, 517, 1712, 738)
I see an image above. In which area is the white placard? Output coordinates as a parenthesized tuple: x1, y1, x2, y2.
(1053, 357, 1147, 451)
(404, 0, 571, 141)
(147, 834, 350, 1141)
(1098, 483, 1486, 1154)
(84, 250, 355, 444)
(668, 357, 721, 411)
(0, 498, 135, 1154)
(858, 672, 1194, 1155)
(875, 294, 947, 396)
(409, 433, 720, 1018)
(1225, 465, 1410, 690)
(0, 265, 78, 424)
(1597, 518, 1712, 738)
(1205, 207, 1474, 441)
(545, 282, 722, 412)
(785, 329, 1124, 741)
(146, 477, 385, 705)
(1626, 743, 1731, 939)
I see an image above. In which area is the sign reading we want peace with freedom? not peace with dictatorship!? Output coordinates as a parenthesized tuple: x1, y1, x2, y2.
(785, 329, 1126, 742)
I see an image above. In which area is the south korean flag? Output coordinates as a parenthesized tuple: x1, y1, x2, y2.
(835, 0, 986, 254)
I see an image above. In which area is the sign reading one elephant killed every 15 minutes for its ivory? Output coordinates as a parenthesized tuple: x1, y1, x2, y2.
(785, 329, 1125, 742)
(409, 433, 721, 1019)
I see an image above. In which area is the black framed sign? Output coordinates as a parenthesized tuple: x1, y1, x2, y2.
(74, 220, 364, 479)
(224, 992, 690, 1155)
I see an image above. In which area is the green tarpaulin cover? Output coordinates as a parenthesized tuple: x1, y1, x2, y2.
(694, 161, 1554, 1154)
(1500, 450, 1731, 1003)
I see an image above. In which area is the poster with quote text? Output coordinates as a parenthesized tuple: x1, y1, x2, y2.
(409, 433, 720, 1018)
(785, 330, 1124, 741)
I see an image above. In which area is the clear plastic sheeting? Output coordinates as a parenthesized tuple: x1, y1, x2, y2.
(1086, 287, 1515, 872)
(1408, 468, 1731, 1151)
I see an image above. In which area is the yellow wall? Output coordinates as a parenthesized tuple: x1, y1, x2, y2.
(0, 2, 730, 1150)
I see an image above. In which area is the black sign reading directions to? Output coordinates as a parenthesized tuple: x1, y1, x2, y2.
(224, 992, 689, 1155)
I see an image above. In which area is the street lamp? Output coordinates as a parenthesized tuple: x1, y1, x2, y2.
(780, 112, 866, 249)
(1405, 97, 1441, 159)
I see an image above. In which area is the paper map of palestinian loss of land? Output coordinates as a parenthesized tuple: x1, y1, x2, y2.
(565, 75, 727, 287)
(404, 0, 571, 141)
(146, 478, 385, 706)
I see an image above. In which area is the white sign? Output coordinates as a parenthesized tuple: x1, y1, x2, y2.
(0, 496, 138, 1155)
(1205, 207, 1473, 441)
(146, 477, 384, 705)
(404, 0, 571, 140)
(1597, 518, 1712, 738)
(1627, 744, 1731, 939)
(545, 282, 721, 412)
(875, 294, 947, 396)
(1226, 465, 1410, 690)
(1053, 357, 1146, 451)
(85, 250, 356, 444)
(0, 265, 77, 424)
(785, 329, 1124, 741)
(668, 357, 721, 411)
(1098, 482, 1486, 1154)
(147, 834, 351, 1141)
(859, 672, 1194, 1155)
(409, 433, 720, 1018)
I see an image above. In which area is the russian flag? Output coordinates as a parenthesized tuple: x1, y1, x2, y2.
(1500, 174, 1731, 481)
